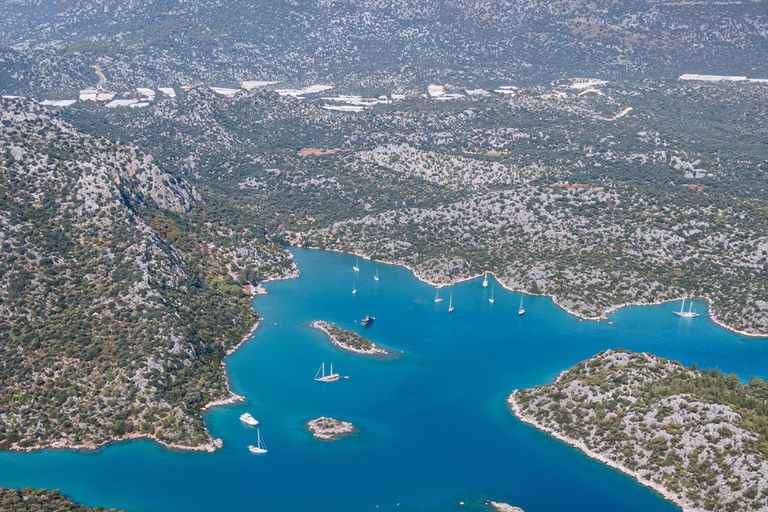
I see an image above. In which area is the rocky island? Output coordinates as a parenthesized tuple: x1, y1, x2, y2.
(306, 417, 356, 441)
(487, 501, 524, 512)
(509, 349, 768, 512)
(310, 321, 395, 357)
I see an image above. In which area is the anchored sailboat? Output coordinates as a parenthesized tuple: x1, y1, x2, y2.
(352, 285, 357, 294)
(674, 299, 699, 318)
(482, 272, 489, 288)
(248, 429, 268, 454)
(353, 258, 360, 272)
(489, 285, 495, 304)
(314, 363, 340, 382)
(449, 292, 455, 313)
(435, 290, 443, 303)
(374, 268, 379, 281)
(518, 297, 525, 316)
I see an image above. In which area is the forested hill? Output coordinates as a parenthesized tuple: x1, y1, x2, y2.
(0, 0, 766, 93)
(0, 98, 295, 450)
(0, 488, 126, 512)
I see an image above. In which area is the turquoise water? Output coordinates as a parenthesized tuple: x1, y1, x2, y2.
(2, 248, 768, 512)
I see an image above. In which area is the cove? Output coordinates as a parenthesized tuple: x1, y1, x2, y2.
(1, 247, 767, 512)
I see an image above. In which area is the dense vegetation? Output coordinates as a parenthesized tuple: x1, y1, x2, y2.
(45, 77, 768, 334)
(0, 0, 766, 95)
(0, 488, 125, 512)
(311, 321, 393, 356)
(0, 99, 294, 450)
(512, 350, 768, 511)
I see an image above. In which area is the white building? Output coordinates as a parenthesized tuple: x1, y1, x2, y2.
(241, 80, 278, 90)
(210, 87, 241, 97)
(428, 84, 446, 97)
(105, 99, 139, 108)
(159, 87, 176, 98)
(40, 100, 76, 107)
(136, 88, 156, 100)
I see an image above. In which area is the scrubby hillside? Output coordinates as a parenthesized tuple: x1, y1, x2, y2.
(510, 350, 768, 512)
(0, 99, 294, 450)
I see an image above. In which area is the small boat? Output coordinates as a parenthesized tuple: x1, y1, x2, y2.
(482, 272, 489, 288)
(374, 268, 379, 281)
(674, 299, 699, 318)
(314, 362, 340, 382)
(361, 315, 375, 326)
(239, 413, 259, 426)
(248, 429, 268, 454)
(435, 290, 443, 303)
(489, 285, 495, 304)
(518, 297, 525, 316)
(353, 258, 360, 271)
(352, 285, 357, 294)
(448, 292, 454, 313)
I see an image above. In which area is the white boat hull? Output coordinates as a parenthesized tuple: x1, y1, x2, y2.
(239, 414, 259, 426)
(248, 445, 268, 454)
(315, 375, 340, 382)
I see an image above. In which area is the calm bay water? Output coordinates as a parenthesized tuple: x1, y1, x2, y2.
(2, 248, 767, 512)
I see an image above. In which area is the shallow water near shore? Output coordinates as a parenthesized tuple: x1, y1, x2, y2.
(2, 247, 768, 512)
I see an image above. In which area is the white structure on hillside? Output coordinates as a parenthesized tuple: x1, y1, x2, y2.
(428, 84, 446, 97)
(241, 80, 278, 90)
(210, 87, 241, 97)
(679, 74, 767, 83)
(40, 99, 76, 107)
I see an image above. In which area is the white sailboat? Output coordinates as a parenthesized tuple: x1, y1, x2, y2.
(482, 272, 489, 288)
(674, 299, 699, 318)
(435, 290, 443, 303)
(374, 268, 379, 281)
(448, 292, 454, 313)
(239, 412, 259, 426)
(314, 363, 340, 382)
(489, 285, 495, 304)
(353, 258, 360, 272)
(248, 429, 268, 454)
(518, 297, 525, 316)
(352, 285, 357, 294)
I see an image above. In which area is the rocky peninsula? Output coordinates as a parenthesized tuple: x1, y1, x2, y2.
(310, 321, 396, 357)
(306, 417, 356, 441)
(509, 349, 768, 512)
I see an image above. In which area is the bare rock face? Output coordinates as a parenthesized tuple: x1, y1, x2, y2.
(307, 417, 356, 440)
(487, 502, 524, 512)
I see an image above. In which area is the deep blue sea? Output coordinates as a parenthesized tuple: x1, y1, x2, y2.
(2, 248, 767, 512)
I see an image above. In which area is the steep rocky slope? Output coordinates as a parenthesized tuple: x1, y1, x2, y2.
(0, 99, 294, 450)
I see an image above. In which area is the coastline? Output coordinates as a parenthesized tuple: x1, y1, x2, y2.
(10, 268, 296, 455)
(310, 320, 395, 357)
(507, 390, 694, 512)
(292, 244, 767, 338)
(11, 431, 224, 454)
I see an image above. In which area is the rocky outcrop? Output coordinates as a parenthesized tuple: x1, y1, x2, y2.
(307, 417, 356, 440)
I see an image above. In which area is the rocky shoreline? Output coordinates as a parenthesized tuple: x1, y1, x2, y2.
(507, 390, 691, 512)
(297, 246, 767, 338)
(310, 320, 395, 356)
(306, 417, 356, 440)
